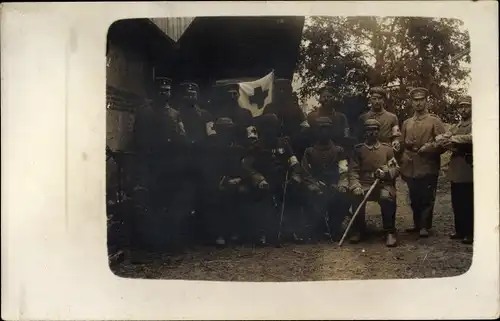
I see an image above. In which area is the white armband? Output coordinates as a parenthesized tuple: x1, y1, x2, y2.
(246, 126, 258, 139)
(338, 160, 348, 174)
(206, 121, 216, 136)
(300, 120, 310, 128)
(289, 156, 299, 166)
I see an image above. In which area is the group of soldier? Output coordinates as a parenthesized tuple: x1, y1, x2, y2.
(120, 75, 473, 252)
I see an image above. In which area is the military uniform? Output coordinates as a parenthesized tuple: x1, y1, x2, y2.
(349, 119, 400, 246)
(357, 87, 401, 145)
(400, 87, 446, 237)
(132, 77, 189, 251)
(307, 86, 351, 149)
(212, 83, 257, 147)
(438, 95, 473, 244)
(242, 113, 303, 245)
(200, 118, 249, 246)
(301, 117, 351, 241)
(262, 78, 309, 138)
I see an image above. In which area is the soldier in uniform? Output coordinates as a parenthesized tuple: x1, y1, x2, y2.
(400, 87, 446, 238)
(436, 95, 473, 244)
(357, 87, 401, 151)
(307, 86, 351, 149)
(132, 76, 188, 251)
(301, 117, 351, 241)
(263, 78, 310, 138)
(201, 117, 249, 247)
(348, 119, 400, 247)
(242, 113, 303, 246)
(212, 83, 258, 147)
(176, 82, 218, 243)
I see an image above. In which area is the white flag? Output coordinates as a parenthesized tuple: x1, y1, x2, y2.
(238, 71, 274, 117)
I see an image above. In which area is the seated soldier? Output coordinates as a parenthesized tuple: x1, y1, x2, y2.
(349, 119, 400, 247)
(301, 117, 351, 242)
(200, 117, 249, 247)
(242, 113, 303, 246)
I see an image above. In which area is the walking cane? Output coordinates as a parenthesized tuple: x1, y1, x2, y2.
(277, 170, 290, 241)
(338, 178, 380, 247)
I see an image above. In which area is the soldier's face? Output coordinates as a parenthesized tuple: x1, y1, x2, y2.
(183, 91, 198, 104)
(458, 103, 472, 119)
(370, 94, 384, 110)
(319, 91, 334, 108)
(156, 79, 172, 101)
(317, 126, 332, 140)
(411, 97, 426, 111)
(365, 128, 379, 142)
(229, 90, 239, 102)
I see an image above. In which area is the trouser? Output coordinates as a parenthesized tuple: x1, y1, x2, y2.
(305, 184, 351, 240)
(132, 154, 195, 251)
(451, 182, 474, 237)
(352, 185, 397, 234)
(404, 174, 438, 230)
(201, 179, 249, 242)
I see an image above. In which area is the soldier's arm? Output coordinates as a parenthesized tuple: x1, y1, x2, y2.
(338, 147, 349, 190)
(203, 110, 217, 137)
(175, 111, 187, 138)
(390, 114, 402, 142)
(300, 147, 313, 177)
(241, 149, 266, 186)
(382, 148, 400, 180)
(341, 113, 350, 138)
(348, 147, 362, 192)
(399, 120, 408, 151)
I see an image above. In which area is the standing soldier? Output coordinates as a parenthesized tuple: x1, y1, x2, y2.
(176, 82, 217, 243)
(400, 87, 446, 238)
(301, 117, 351, 241)
(436, 95, 473, 244)
(132, 76, 188, 251)
(201, 117, 249, 247)
(263, 78, 310, 138)
(348, 119, 400, 246)
(242, 113, 303, 246)
(357, 87, 401, 150)
(212, 83, 258, 147)
(307, 86, 351, 149)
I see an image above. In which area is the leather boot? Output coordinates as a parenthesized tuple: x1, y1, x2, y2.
(349, 231, 361, 244)
(419, 228, 430, 238)
(386, 233, 397, 247)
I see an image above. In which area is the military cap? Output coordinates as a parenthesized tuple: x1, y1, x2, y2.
(225, 83, 240, 93)
(409, 87, 429, 99)
(315, 116, 333, 127)
(275, 78, 293, 88)
(215, 117, 234, 127)
(156, 77, 172, 88)
(179, 82, 199, 94)
(369, 86, 386, 97)
(457, 95, 472, 106)
(364, 118, 381, 129)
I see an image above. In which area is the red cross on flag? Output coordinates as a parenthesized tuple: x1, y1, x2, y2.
(238, 71, 274, 117)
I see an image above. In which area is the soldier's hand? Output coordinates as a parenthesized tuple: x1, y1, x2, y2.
(374, 168, 386, 179)
(337, 185, 348, 193)
(228, 178, 242, 185)
(353, 187, 364, 196)
(391, 140, 401, 152)
(258, 180, 269, 190)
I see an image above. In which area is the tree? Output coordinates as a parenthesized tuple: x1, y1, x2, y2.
(296, 16, 471, 124)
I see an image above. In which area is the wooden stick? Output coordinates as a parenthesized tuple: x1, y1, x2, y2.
(339, 178, 380, 247)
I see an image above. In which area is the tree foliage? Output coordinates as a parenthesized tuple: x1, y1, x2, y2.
(297, 17, 471, 124)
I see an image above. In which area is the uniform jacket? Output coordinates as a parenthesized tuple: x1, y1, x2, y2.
(307, 108, 350, 145)
(213, 103, 256, 145)
(349, 142, 400, 191)
(179, 105, 216, 144)
(203, 138, 248, 186)
(132, 103, 186, 155)
(301, 141, 349, 189)
(400, 112, 446, 178)
(444, 118, 473, 183)
(357, 109, 401, 144)
(242, 136, 301, 187)
(263, 101, 307, 138)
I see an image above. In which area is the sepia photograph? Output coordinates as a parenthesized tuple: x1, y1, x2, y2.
(105, 15, 474, 281)
(2, 1, 498, 320)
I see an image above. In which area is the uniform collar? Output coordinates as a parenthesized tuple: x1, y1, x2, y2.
(413, 111, 429, 121)
(364, 141, 381, 150)
(369, 108, 386, 116)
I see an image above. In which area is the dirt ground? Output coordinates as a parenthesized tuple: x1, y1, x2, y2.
(112, 160, 473, 281)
